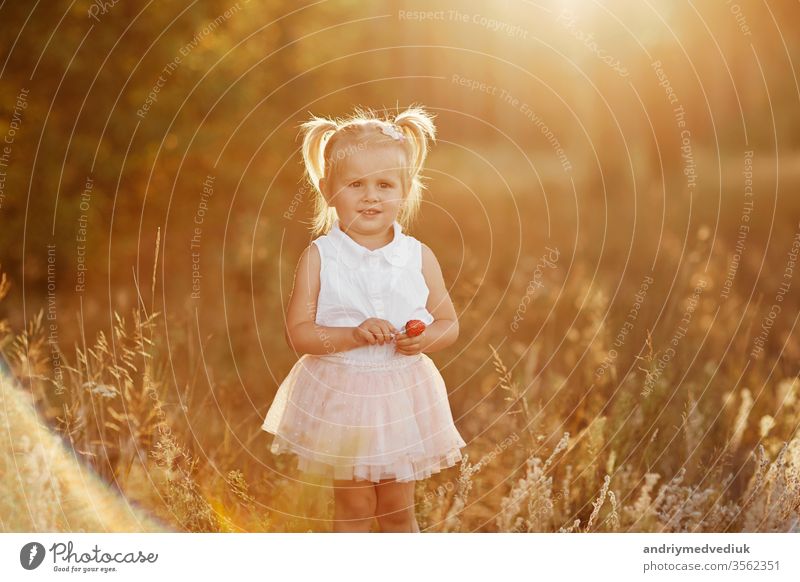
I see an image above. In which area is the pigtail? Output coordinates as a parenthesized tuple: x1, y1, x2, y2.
(393, 106, 437, 224)
(299, 115, 338, 194)
(394, 106, 436, 175)
(299, 115, 339, 236)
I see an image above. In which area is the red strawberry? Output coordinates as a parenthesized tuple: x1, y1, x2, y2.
(404, 319, 426, 337)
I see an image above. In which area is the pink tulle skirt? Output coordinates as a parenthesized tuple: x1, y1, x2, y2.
(261, 352, 466, 483)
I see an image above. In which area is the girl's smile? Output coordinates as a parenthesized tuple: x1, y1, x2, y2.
(320, 144, 407, 248)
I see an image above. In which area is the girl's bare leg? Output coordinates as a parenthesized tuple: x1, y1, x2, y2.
(374, 478, 418, 532)
(332, 478, 376, 532)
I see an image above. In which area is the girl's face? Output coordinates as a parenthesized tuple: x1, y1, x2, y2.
(320, 144, 407, 236)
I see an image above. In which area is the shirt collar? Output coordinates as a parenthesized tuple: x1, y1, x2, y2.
(328, 219, 409, 268)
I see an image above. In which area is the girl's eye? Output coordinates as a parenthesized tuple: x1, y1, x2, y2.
(350, 181, 360, 187)
(380, 182, 392, 188)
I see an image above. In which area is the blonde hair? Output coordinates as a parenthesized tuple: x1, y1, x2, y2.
(298, 105, 436, 236)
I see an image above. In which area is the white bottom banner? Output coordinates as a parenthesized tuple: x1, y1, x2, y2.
(1, 533, 798, 581)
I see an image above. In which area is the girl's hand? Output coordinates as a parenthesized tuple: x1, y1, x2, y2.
(352, 318, 398, 346)
(395, 330, 426, 356)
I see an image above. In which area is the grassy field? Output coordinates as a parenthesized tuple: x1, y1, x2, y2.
(2, 184, 798, 532)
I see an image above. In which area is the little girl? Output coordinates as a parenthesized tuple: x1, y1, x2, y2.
(261, 105, 466, 533)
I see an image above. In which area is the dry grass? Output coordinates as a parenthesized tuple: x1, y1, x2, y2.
(1, 220, 799, 533)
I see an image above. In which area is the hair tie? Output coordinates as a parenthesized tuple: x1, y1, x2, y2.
(380, 124, 405, 142)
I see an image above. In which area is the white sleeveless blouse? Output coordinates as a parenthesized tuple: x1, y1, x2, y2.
(312, 218, 435, 363)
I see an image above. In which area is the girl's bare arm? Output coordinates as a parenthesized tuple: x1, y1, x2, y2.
(418, 243, 459, 353)
(284, 244, 363, 355)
